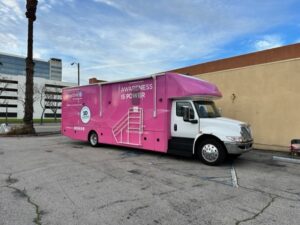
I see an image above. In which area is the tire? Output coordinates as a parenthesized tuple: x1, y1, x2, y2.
(89, 131, 98, 147)
(197, 139, 227, 166)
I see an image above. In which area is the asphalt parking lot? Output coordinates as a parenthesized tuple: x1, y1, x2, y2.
(0, 135, 299, 225)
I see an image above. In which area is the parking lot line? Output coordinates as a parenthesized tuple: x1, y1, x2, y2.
(231, 165, 239, 188)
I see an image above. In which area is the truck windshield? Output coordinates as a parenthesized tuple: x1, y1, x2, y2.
(194, 101, 221, 118)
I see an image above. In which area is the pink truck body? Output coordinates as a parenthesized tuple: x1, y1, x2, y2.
(61, 72, 222, 153)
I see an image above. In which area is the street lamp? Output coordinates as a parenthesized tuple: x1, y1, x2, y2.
(0, 62, 4, 123)
(4, 100, 8, 125)
(71, 62, 80, 86)
(0, 62, 7, 125)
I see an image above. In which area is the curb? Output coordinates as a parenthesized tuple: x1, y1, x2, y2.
(36, 131, 61, 136)
(0, 131, 61, 137)
(273, 156, 300, 164)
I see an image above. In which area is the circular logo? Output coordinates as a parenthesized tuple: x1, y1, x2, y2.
(80, 106, 91, 124)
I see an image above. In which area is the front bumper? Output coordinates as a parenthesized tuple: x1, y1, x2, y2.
(225, 141, 253, 154)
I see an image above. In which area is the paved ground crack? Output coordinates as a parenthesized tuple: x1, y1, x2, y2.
(235, 194, 277, 225)
(127, 205, 149, 219)
(98, 198, 140, 210)
(239, 184, 299, 202)
(233, 165, 279, 224)
(4, 174, 42, 225)
(233, 161, 300, 202)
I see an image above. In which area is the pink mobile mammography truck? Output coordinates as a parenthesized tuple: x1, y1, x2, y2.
(62, 72, 253, 165)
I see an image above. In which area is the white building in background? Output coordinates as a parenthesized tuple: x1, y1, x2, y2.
(0, 74, 75, 119)
(0, 52, 62, 81)
(0, 52, 76, 120)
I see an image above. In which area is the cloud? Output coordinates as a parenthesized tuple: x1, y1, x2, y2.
(0, 0, 22, 18)
(39, 2, 52, 12)
(0, 33, 20, 52)
(94, 0, 121, 10)
(0, 0, 24, 24)
(253, 35, 284, 51)
(39, 0, 74, 12)
(0, 0, 299, 84)
(93, 0, 139, 17)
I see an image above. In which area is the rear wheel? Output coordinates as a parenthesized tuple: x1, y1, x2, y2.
(197, 139, 227, 165)
(89, 131, 98, 147)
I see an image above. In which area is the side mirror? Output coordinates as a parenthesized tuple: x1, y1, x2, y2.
(182, 106, 190, 122)
(182, 106, 198, 124)
(190, 108, 195, 119)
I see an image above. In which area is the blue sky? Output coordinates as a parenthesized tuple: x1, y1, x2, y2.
(0, 0, 300, 84)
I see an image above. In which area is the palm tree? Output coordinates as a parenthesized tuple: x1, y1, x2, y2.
(23, 0, 38, 134)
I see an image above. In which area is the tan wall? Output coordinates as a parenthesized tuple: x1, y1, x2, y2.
(195, 58, 300, 151)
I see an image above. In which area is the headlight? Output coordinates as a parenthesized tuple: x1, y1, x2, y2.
(241, 125, 252, 141)
(226, 136, 243, 142)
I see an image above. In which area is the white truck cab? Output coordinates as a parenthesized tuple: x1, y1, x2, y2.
(170, 99, 253, 165)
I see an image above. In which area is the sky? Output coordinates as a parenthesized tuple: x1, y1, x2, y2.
(0, 0, 300, 84)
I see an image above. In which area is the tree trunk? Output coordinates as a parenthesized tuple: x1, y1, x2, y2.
(40, 109, 45, 125)
(23, 0, 38, 134)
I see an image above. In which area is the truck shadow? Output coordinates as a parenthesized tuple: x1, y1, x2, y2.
(69, 140, 244, 167)
(70, 140, 205, 163)
(67, 140, 288, 168)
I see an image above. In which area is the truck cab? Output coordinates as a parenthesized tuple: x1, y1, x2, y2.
(170, 99, 253, 165)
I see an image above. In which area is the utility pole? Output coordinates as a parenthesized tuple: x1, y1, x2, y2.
(77, 63, 80, 86)
(5, 101, 8, 125)
(71, 62, 80, 86)
(23, 0, 38, 133)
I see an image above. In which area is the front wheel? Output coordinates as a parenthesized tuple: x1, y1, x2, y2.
(197, 139, 227, 166)
(89, 131, 98, 147)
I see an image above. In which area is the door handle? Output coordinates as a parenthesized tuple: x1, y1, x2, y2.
(174, 124, 177, 131)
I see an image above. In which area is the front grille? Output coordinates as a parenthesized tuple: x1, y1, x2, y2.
(241, 126, 252, 141)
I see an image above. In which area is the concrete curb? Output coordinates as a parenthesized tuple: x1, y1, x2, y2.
(273, 156, 300, 164)
(0, 131, 61, 138)
(36, 131, 61, 136)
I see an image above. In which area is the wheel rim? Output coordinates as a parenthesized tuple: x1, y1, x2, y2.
(90, 133, 98, 146)
(201, 144, 219, 163)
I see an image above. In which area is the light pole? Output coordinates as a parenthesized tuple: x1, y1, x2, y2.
(0, 62, 5, 124)
(5, 100, 8, 125)
(71, 62, 80, 86)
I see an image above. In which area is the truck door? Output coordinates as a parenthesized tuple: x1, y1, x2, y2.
(168, 100, 199, 156)
(171, 100, 199, 137)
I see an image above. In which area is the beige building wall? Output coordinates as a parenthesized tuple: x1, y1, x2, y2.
(195, 58, 300, 152)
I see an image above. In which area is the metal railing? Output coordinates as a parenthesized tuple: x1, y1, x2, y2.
(112, 107, 143, 146)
